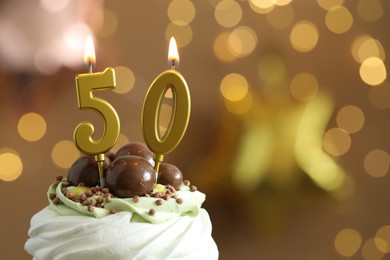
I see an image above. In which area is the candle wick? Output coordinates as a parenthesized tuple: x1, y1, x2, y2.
(170, 59, 176, 70)
(88, 61, 93, 73)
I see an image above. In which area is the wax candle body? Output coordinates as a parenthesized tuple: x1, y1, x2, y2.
(74, 67, 120, 156)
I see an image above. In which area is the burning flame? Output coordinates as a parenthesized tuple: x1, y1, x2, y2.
(84, 35, 96, 65)
(168, 37, 179, 68)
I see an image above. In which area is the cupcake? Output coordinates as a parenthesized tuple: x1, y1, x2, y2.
(25, 142, 218, 260)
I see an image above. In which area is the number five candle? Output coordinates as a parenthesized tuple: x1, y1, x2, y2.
(74, 36, 120, 187)
(142, 37, 190, 174)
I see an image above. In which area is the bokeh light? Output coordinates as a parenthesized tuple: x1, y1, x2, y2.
(323, 127, 351, 156)
(39, 0, 70, 13)
(250, 0, 274, 9)
(165, 23, 193, 48)
(273, 0, 293, 6)
(373, 237, 388, 255)
(168, 0, 196, 26)
(351, 35, 385, 64)
(228, 26, 257, 57)
(336, 105, 365, 134)
(51, 140, 80, 169)
(214, 0, 242, 28)
(362, 238, 385, 260)
(220, 72, 253, 114)
(356, 0, 383, 22)
(224, 90, 253, 115)
(375, 225, 390, 254)
(290, 21, 319, 52)
(220, 73, 249, 102)
(96, 9, 119, 38)
(364, 149, 390, 178)
(213, 32, 237, 62)
(0, 150, 23, 181)
(62, 22, 93, 68)
(17, 112, 47, 142)
(325, 6, 353, 34)
(289, 72, 319, 101)
(359, 57, 387, 86)
(334, 228, 362, 257)
(113, 66, 135, 94)
(316, 0, 344, 10)
(266, 4, 295, 29)
(248, 0, 275, 14)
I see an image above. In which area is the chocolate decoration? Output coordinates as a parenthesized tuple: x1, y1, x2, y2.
(68, 155, 111, 187)
(115, 142, 154, 162)
(105, 155, 156, 198)
(157, 163, 183, 190)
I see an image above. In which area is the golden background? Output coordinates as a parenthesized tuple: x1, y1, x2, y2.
(1, 0, 390, 259)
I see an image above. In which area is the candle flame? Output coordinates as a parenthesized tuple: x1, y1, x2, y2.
(84, 35, 96, 65)
(168, 37, 179, 68)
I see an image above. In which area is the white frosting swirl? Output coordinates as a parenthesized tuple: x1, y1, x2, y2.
(25, 207, 218, 260)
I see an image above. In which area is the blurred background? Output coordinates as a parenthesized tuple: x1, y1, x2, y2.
(0, 0, 389, 259)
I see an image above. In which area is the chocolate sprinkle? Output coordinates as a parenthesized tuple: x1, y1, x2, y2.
(49, 193, 56, 200)
(53, 174, 202, 214)
(132, 195, 140, 202)
(65, 191, 74, 200)
(162, 194, 171, 201)
(167, 185, 176, 193)
(90, 198, 97, 206)
(85, 190, 93, 197)
(80, 193, 87, 201)
(53, 197, 60, 205)
(153, 192, 163, 198)
(105, 194, 112, 202)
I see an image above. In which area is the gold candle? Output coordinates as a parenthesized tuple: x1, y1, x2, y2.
(142, 37, 191, 174)
(74, 36, 120, 187)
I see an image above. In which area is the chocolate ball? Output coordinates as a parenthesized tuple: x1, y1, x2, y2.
(115, 142, 154, 162)
(157, 163, 183, 190)
(105, 155, 156, 198)
(68, 155, 111, 187)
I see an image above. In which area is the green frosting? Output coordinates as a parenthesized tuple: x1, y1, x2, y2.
(47, 181, 206, 224)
